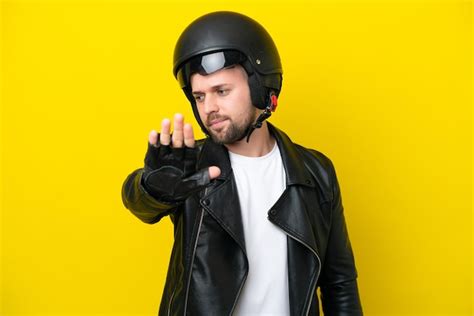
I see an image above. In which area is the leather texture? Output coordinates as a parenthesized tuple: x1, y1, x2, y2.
(142, 142, 210, 203)
(122, 123, 363, 316)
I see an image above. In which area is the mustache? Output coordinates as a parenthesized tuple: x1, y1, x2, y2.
(206, 113, 230, 125)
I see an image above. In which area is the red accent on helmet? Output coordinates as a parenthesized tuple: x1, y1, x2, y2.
(271, 94, 278, 112)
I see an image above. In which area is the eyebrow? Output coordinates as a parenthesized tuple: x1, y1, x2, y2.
(192, 84, 232, 95)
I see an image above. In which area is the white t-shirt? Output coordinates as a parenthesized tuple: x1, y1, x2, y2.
(229, 142, 289, 316)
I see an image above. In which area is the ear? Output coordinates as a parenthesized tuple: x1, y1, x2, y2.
(247, 73, 267, 109)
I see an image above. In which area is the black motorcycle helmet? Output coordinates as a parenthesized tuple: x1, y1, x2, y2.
(173, 11, 283, 138)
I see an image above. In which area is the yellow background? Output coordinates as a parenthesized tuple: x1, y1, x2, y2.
(1, 0, 472, 315)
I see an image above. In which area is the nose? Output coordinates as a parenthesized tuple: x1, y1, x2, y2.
(202, 93, 219, 115)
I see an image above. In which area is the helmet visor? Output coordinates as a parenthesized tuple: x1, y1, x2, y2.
(177, 50, 246, 88)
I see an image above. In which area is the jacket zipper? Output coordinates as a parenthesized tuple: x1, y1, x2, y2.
(271, 219, 321, 316)
(182, 188, 208, 315)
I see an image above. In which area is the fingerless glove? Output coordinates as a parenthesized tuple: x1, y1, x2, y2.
(141, 141, 210, 203)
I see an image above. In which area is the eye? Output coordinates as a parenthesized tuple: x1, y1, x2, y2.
(194, 95, 204, 103)
(217, 89, 229, 96)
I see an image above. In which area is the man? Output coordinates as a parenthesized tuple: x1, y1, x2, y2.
(122, 11, 363, 316)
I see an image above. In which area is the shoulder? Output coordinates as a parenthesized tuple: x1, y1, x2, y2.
(295, 144, 335, 175)
(293, 143, 338, 202)
(269, 123, 339, 200)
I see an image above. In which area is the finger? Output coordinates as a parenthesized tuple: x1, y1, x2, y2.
(160, 118, 171, 145)
(183, 123, 195, 148)
(148, 130, 158, 147)
(208, 166, 221, 180)
(172, 113, 184, 147)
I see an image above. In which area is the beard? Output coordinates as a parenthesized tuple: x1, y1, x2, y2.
(205, 108, 257, 145)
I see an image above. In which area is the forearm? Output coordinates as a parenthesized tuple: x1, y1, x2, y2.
(320, 278, 362, 316)
(121, 168, 178, 224)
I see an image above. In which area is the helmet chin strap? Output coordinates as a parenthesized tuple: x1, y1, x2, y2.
(245, 92, 278, 143)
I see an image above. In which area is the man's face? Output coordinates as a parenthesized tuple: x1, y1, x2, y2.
(190, 65, 257, 144)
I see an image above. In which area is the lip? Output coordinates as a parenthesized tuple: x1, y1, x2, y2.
(209, 118, 228, 128)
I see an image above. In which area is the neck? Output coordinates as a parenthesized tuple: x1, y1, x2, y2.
(225, 121, 275, 157)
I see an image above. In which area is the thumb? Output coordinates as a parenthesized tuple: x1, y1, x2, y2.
(208, 166, 221, 180)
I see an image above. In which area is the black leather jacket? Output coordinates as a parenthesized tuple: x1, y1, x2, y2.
(122, 124, 363, 316)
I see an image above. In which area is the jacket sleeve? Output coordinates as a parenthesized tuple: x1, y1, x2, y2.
(319, 160, 363, 316)
(121, 168, 178, 224)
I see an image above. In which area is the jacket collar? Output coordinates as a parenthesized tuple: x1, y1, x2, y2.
(197, 122, 316, 189)
(269, 123, 316, 188)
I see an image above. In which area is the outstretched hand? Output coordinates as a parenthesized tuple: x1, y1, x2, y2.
(142, 113, 221, 203)
(148, 113, 221, 179)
